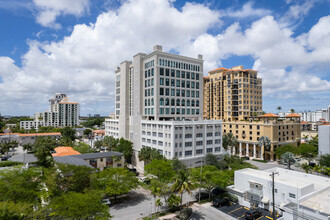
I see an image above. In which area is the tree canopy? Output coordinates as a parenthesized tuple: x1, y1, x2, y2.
(298, 143, 317, 163)
(275, 144, 298, 158)
(60, 127, 76, 146)
(145, 159, 175, 183)
(97, 167, 139, 198)
(138, 146, 164, 164)
(319, 154, 330, 167)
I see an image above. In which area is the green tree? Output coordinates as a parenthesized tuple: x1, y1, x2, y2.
(0, 168, 41, 204)
(275, 144, 298, 159)
(145, 159, 175, 183)
(290, 109, 295, 113)
(0, 141, 18, 156)
(138, 146, 163, 165)
(308, 135, 318, 148)
(298, 143, 317, 163)
(155, 198, 163, 212)
(94, 140, 103, 150)
(97, 167, 139, 199)
(0, 201, 38, 219)
(319, 154, 330, 167)
(115, 138, 133, 164)
(281, 152, 296, 169)
(276, 106, 282, 113)
(48, 190, 110, 219)
(23, 143, 33, 153)
(73, 142, 96, 154)
(172, 157, 187, 171)
(103, 136, 118, 151)
(223, 133, 237, 153)
(205, 154, 228, 170)
(33, 137, 57, 168)
(171, 169, 195, 213)
(81, 117, 105, 128)
(61, 127, 76, 146)
(83, 129, 92, 138)
(54, 163, 95, 193)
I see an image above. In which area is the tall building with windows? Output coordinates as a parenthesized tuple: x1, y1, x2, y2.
(203, 65, 262, 121)
(203, 66, 301, 161)
(106, 45, 224, 169)
(20, 93, 80, 130)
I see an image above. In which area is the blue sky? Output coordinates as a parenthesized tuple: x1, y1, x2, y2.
(0, 0, 329, 116)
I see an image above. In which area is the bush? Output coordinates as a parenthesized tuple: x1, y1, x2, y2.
(177, 208, 192, 220)
(228, 194, 238, 203)
(0, 161, 23, 167)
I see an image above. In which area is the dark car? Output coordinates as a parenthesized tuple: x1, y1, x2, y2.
(195, 192, 209, 201)
(0, 156, 9, 161)
(211, 187, 226, 196)
(245, 209, 262, 220)
(212, 198, 230, 207)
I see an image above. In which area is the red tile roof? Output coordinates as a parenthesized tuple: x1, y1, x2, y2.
(52, 147, 81, 157)
(261, 113, 279, 117)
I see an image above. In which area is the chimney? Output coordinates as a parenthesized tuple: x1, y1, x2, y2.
(198, 54, 203, 60)
(153, 45, 162, 52)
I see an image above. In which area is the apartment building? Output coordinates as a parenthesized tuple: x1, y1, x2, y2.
(203, 65, 262, 121)
(20, 93, 80, 130)
(203, 66, 301, 161)
(228, 168, 330, 220)
(105, 45, 223, 169)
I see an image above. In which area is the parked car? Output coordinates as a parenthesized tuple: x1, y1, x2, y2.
(211, 187, 226, 196)
(295, 157, 301, 162)
(241, 156, 250, 160)
(212, 198, 230, 207)
(309, 162, 316, 167)
(0, 156, 9, 161)
(245, 209, 262, 220)
(101, 198, 111, 206)
(195, 192, 209, 201)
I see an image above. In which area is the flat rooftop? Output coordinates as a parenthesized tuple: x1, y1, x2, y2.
(300, 188, 330, 216)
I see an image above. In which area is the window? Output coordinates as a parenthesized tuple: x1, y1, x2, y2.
(196, 133, 203, 137)
(181, 99, 185, 106)
(176, 99, 180, 106)
(165, 98, 170, 106)
(160, 98, 164, 106)
(165, 78, 169, 86)
(207, 132, 213, 137)
(196, 149, 203, 154)
(171, 89, 175, 96)
(196, 141, 203, 146)
(171, 69, 175, 77)
(185, 150, 192, 156)
(166, 68, 169, 76)
(171, 98, 175, 106)
(176, 70, 180, 77)
(165, 88, 169, 96)
(206, 140, 213, 145)
(215, 147, 221, 152)
(176, 80, 180, 87)
(185, 134, 192, 138)
(160, 88, 164, 95)
(171, 79, 175, 87)
(181, 80, 185, 88)
(176, 89, 180, 96)
(289, 193, 296, 199)
(207, 148, 213, 153)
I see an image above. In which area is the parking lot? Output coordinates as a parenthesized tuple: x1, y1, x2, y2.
(215, 203, 277, 220)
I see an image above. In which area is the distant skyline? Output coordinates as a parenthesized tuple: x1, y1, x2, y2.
(0, 0, 329, 116)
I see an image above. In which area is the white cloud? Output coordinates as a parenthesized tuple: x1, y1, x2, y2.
(33, 0, 90, 28)
(0, 0, 219, 115)
(222, 1, 271, 18)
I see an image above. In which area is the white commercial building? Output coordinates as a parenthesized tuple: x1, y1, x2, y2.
(279, 107, 330, 123)
(105, 45, 223, 170)
(318, 125, 330, 156)
(20, 93, 80, 130)
(228, 167, 330, 220)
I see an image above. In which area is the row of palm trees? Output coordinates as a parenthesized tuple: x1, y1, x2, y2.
(276, 106, 295, 114)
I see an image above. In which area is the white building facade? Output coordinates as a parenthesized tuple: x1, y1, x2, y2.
(20, 93, 80, 130)
(318, 125, 330, 156)
(228, 167, 330, 220)
(105, 45, 223, 169)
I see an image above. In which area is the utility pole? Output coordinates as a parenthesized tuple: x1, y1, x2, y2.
(270, 172, 278, 220)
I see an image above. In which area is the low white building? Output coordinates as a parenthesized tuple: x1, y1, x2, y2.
(318, 125, 330, 156)
(140, 119, 223, 167)
(228, 167, 330, 220)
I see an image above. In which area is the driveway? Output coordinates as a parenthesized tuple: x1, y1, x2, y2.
(110, 187, 196, 220)
(189, 202, 235, 220)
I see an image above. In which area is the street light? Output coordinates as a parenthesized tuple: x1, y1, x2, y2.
(195, 157, 205, 203)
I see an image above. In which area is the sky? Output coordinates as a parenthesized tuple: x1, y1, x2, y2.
(0, 0, 329, 116)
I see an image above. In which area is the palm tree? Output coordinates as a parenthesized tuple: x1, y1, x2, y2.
(171, 169, 195, 214)
(138, 147, 163, 165)
(276, 106, 282, 114)
(290, 109, 295, 113)
(223, 133, 237, 154)
(258, 136, 271, 160)
(155, 198, 163, 213)
(281, 152, 295, 169)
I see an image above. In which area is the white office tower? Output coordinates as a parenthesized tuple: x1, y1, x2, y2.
(106, 45, 223, 170)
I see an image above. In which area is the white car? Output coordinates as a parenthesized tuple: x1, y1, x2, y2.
(101, 198, 111, 206)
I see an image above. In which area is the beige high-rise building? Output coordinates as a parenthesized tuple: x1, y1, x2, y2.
(203, 65, 262, 121)
(203, 66, 301, 161)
